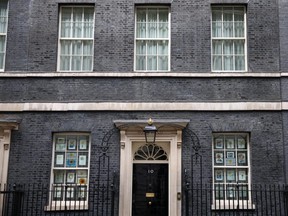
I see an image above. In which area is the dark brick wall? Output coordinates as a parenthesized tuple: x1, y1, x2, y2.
(282, 112, 288, 183)
(0, 77, 281, 102)
(6, 111, 285, 185)
(5, 0, 280, 72)
(279, 0, 288, 71)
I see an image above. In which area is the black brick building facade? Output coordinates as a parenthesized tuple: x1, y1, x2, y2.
(0, 0, 287, 215)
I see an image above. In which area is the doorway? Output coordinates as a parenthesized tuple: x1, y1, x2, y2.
(117, 125, 185, 216)
(132, 164, 168, 216)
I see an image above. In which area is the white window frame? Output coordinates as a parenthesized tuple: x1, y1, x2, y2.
(134, 6, 171, 72)
(212, 133, 254, 209)
(211, 5, 247, 72)
(57, 6, 95, 72)
(46, 133, 91, 211)
(0, 0, 9, 72)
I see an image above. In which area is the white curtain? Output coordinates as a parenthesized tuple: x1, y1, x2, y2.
(212, 7, 245, 71)
(0, 36, 4, 69)
(60, 40, 71, 71)
(213, 40, 245, 71)
(136, 8, 169, 71)
(0, 6, 7, 34)
(61, 8, 72, 38)
(60, 7, 94, 71)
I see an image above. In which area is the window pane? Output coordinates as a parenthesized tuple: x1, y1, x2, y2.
(61, 8, 72, 37)
(0, 53, 4, 69)
(234, 22, 244, 37)
(212, 22, 222, 37)
(83, 56, 92, 71)
(136, 56, 146, 70)
(147, 41, 157, 54)
(159, 23, 168, 38)
(147, 9, 157, 38)
(235, 56, 245, 71)
(234, 7, 244, 21)
(60, 41, 71, 55)
(158, 40, 168, 55)
(223, 40, 233, 55)
(147, 56, 157, 70)
(147, 21, 157, 38)
(0, 35, 5, 52)
(213, 56, 222, 71)
(234, 40, 244, 54)
(212, 10, 222, 22)
(223, 8, 233, 21)
(83, 8, 94, 38)
(73, 8, 83, 21)
(159, 9, 168, 38)
(136, 41, 146, 55)
(223, 21, 233, 37)
(159, 9, 168, 22)
(223, 56, 233, 70)
(212, 40, 222, 54)
(60, 56, 70, 71)
(61, 21, 71, 38)
(158, 56, 168, 70)
(71, 56, 82, 71)
(83, 41, 93, 55)
(72, 40, 82, 55)
(0, 7, 7, 34)
(137, 9, 146, 22)
(72, 9, 82, 37)
(137, 23, 146, 38)
(84, 8, 94, 21)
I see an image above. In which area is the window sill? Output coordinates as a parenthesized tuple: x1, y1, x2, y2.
(212, 202, 255, 210)
(0, 71, 281, 78)
(44, 204, 88, 211)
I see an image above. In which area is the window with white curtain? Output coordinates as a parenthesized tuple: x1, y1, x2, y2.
(0, 0, 8, 71)
(211, 6, 246, 72)
(135, 7, 170, 72)
(58, 6, 94, 72)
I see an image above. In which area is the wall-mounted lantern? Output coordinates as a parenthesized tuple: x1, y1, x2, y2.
(143, 118, 157, 144)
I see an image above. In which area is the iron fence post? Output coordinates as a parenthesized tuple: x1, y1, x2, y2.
(11, 184, 22, 216)
(184, 169, 190, 216)
(285, 185, 288, 216)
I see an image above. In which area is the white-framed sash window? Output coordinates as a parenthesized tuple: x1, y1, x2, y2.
(58, 6, 94, 72)
(135, 6, 170, 72)
(0, 0, 8, 71)
(47, 133, 90, 210)
(212, 133, 252, 209)
(211, 6, 247, 72)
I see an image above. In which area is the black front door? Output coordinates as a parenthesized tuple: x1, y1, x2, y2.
(132, 164, 168, 216)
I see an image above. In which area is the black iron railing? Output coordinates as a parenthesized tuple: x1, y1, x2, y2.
(185, 184, 288, 216)
(0, 182, 116, 216)
(1, 183, 288, 216)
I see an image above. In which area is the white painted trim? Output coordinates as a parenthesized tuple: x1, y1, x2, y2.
(0, 102, 285, 112)
(0, 123, 18, 215)
(0, 72, 283, 77)
(118, 130, 181, 216)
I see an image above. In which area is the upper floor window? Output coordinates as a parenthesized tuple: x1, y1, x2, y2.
(212, 133, 251, 208)
(211, 6, 247, 72)
(0, 0, 8, 71)
(135, 7, 170, 72)
(58, 6, 94, 72)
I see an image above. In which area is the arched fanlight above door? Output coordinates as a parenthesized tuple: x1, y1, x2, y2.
(134, 143, 168, 161)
